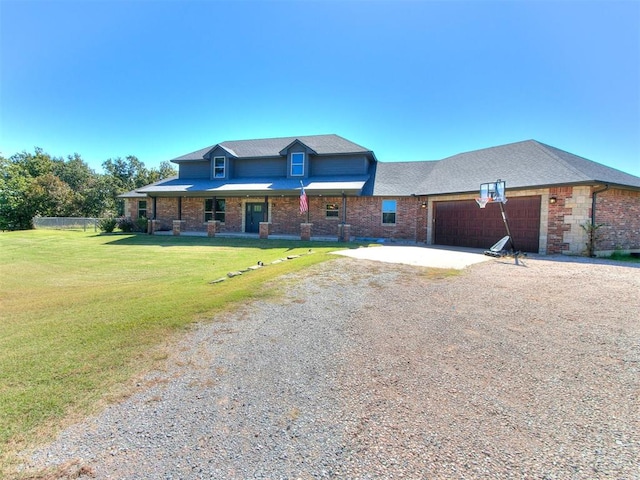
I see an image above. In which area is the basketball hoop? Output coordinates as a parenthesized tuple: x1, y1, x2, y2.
(475, 197, 491, 209)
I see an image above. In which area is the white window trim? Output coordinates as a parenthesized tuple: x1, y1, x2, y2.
(382, 199, 397, 225)
(290, 152, 305, 177)
(213, 156, 226, 179)
(137, 200, 147, 218)
(325, 203, 340, 219)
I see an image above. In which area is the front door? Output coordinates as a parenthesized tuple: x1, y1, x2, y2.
(245, 203, 264, 233)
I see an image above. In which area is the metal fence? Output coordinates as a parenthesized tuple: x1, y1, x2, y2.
(32, 217, 101, 232)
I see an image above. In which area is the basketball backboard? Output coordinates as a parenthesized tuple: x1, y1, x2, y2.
(476, 180, 506, 208)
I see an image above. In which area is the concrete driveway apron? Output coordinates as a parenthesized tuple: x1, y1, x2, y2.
(332, 245, 492, 270)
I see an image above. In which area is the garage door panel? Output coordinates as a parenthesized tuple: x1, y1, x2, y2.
(434, 196, 541, 253)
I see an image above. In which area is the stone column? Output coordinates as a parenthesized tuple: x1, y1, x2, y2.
(150, 219, 159, 235)
(207, 220, 220, 237)
(338, 224, 351, 242)
(172, 220, 185, 236)
(300, 223, 312, 241)
(259, 222, 271, 239)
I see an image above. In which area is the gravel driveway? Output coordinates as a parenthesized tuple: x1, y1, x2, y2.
(24, 255, 639, 479)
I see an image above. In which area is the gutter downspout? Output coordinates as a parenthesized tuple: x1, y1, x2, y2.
(589, 184, 609, 257)
(591, 184, 609, 226)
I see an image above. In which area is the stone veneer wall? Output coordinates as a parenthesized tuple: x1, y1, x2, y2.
(547, 186, 595, 255)
(123, 198, 135, 219)
(594, 188, 640, 254)
(122, 198, 154, 221)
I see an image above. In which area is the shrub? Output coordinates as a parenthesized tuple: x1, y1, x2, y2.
(117, 217, 135, 233)
(135, 216, 149, 233)
(98, 217, 117, 233)
(580, 221, 604, 257)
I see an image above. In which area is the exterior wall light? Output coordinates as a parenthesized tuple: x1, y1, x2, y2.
(549, 196, 557, 204)
(421, 202, 427, 208)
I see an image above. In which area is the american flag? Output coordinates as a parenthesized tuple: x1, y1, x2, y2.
(299, 184, 308, 214)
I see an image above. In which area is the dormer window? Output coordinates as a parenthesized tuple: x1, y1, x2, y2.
(214, 156, 226, 178)
(291, 152, 304, 176)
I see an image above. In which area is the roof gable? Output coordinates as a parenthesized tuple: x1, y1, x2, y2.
(278, 139, 318, 156)
(171, 134, 376, 162)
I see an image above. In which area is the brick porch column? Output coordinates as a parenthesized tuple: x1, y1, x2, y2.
(207, 220, 220, 237)
(338, 223, 351, 242)
(259, 222, 271, 239)
(300, 223, 312, 241)
(150, 219, 159, 234)
(172, 220, 185, 236)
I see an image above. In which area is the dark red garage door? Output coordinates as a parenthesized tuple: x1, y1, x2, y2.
(433, 196, 541, 253)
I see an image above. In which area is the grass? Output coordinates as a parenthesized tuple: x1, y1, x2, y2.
(0, 230, 351, 474)
(607, 251, 640, 263)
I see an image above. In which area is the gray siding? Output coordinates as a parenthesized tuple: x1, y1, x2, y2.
(179, 161, 210, 179)
(234, 157, 287, 178)
(310, 154, 369, 176)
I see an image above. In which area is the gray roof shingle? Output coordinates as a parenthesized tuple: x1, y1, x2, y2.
(147, 137, 639, 198)
(137, 175, 369, 196)
(364, 161, 439, 196)
(412, 140, 640, 195)
(172, 134, 375, 161)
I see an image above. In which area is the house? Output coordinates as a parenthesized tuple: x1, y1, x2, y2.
(121, 134, 640, 256)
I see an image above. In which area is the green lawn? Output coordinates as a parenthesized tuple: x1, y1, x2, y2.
(0, 230, 347, 472)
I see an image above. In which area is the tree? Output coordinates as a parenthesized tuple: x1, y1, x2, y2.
(1, 147, 176, 230)
(81, 174, 119, 217)
(102, 155, 147, 193)
(0, 156, 37, 230)
(27, 173, 75, 217)
(11, 147, 55, 178)
(53, 153, 93, 192)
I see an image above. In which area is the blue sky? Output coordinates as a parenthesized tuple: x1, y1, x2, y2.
(1, 0, 639, 176)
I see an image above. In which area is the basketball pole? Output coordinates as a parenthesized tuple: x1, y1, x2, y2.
(498, 200, 523, 265)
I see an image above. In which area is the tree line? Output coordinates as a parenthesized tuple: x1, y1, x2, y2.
(0, 147, 176, 230)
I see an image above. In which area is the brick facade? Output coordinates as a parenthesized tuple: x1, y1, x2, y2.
(123, 198, 154, 222)
(595, 188, 640, 253)
(345, 196, 428, 242)
(546, 187, 574, 254)
(154, 198, 177, 231)
(123, 187, 639, 255)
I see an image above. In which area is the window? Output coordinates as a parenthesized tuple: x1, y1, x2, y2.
(138, 200, 147, 219)
(382, 199, 396, 224)
(326, 203, 339, 218)
(205, 199, 226, 223)
(214, 156, 226, 178)
(291, 152, 304, 176)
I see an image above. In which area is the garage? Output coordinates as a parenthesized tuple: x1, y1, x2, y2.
(433, 196, 541, 253)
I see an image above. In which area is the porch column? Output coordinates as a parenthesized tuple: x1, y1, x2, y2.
(259, 222, 270, 239)
(300, 223, 312, 241)
(263, 195, 269, 222)
(173, 220, 185, 236)
(207, 220, 220, 237)
(338, 223, 351, 242)
(342, 192, 347, 224)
